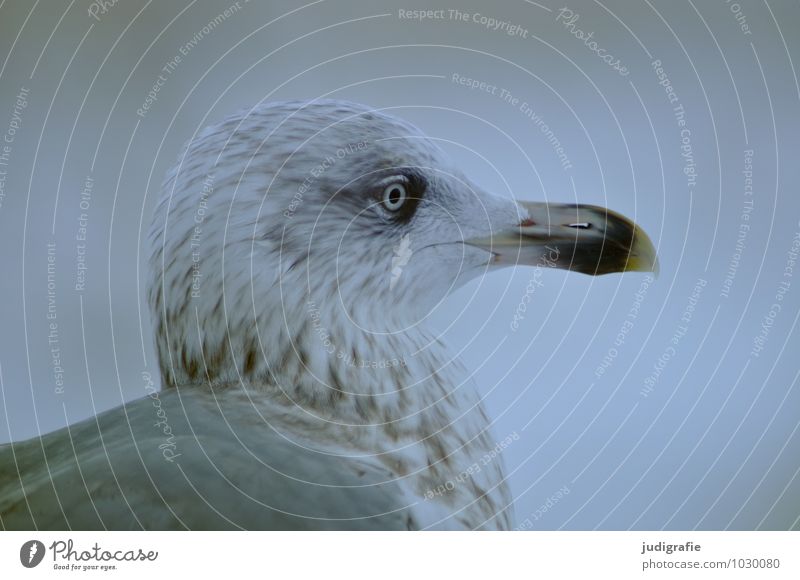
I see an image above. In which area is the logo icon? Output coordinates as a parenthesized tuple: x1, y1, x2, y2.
(20, 540, 45, 568)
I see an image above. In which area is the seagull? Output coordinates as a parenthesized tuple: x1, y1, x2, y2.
(0, 100, 657, 530)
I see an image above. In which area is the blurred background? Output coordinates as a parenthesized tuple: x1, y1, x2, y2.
(0, 0, 798, 530)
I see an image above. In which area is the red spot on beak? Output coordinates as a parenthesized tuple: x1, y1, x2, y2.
(519, 218, 536, 227)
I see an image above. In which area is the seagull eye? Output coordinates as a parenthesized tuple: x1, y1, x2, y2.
(381, 183, 407, 212)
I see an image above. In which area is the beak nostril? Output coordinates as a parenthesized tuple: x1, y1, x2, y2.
(567, 222, 592, 229)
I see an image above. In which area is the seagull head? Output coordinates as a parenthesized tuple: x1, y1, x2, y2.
(254, 101, 657, 320)
(148, 99, 657, 388)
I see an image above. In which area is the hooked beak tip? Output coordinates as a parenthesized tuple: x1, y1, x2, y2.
(467, 202, 659, 277)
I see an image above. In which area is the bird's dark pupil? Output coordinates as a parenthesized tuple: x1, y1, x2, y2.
(388, 187, 403, 206)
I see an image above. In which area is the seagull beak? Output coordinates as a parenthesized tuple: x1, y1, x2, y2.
(465, 201, 659, 276)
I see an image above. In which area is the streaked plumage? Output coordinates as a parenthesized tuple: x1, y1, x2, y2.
(1, 100, 656, 530)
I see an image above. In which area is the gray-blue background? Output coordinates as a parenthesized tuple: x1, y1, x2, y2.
(1, 0, 798, 529)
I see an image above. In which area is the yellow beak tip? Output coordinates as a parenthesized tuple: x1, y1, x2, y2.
(625, 229, 659, 277)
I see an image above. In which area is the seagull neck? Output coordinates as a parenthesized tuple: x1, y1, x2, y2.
(166, 303, 514, 529)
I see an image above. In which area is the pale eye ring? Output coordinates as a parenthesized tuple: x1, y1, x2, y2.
(381, 183, 407, 211)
